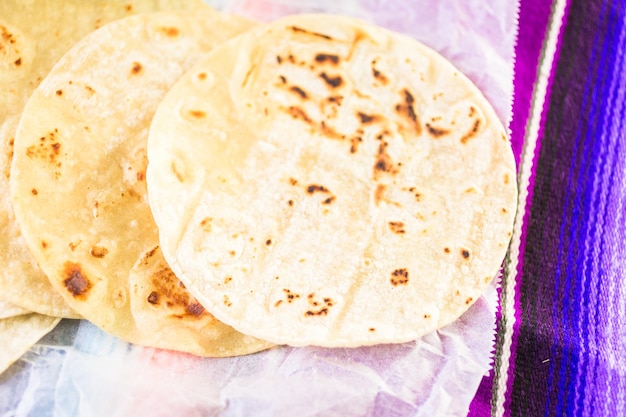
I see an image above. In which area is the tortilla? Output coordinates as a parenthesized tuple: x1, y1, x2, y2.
(0, 313, 60, 374)
(10, 10, 271, 356)
(0, 300, 30, 320)
(0, 0, 204, 318)
(147, 14, 517, 347)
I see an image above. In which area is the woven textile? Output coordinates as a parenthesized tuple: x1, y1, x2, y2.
(469, 0, 626, 415)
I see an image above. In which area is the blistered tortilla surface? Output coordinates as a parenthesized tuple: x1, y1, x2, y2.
(0, 0, 205, 318)
(10, 9, 271, 356)
(147, 14, 517, 347)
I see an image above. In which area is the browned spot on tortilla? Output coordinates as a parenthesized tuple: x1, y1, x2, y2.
(31, 188, 38, 195)
(289, 85, 308, 99)
(350, 136, 363, 153)
(14, 57, 21, 66)
(469, 106, 476, 117)
(289, 177, 298, 186)
(188, 109, 206, 118)
(266, 239, 272, 245)
(503, 173, 510, 184)
(138, 246, 158, 265)
(25, 129, 62, 165)
(288, 199, 294, 206)
(136, 171, 145, 181)
(274, 299, 283, 307)
(305, 308, 329, 316)
(158, 26, 180, 37)
(319, 120, 343, 139)
(41, 240, 48, 249)
(464, 187, 477, 194)
(306, 184, 329, 194)
(68, 241, 81, 251)
(371, 59, 389, 85)
(286, 106, 313, 123)
(1, 25, 15, 45)
(444, 247, 451, 253)
(374, 184, 386, 206)
(129, 61, 143, 75)
(425, 123, 450, 137)
(186, 303, 205, 316)
(357, 112, 381, 125)
(390, 268, 409, 286)
(315, 53, 340, 65)
(223, 295, 232, 307)
(223, 276, 232, 285)
(200, 217, 213, 232)
(84, 85, 95, 94)
(319, 72, 342, 88)
(276, 55, 283, 64)
(63, 262, 92, 299)
(461, 249, 470, 259)
(90, 246, 109, 258)
(288, 25, 333, 40)
(322, 196, 336, 205)
(283, 288, 300, 303)
(327, 95, 343, 105)
(460, 119, 481, 144)
(424, 314, 431, 319)
(395, 89, 422, 135)
(374, 143, 398, 178)
(369, 327, 376, 332)
(388, 221, 406, 234)
(55, 89, 63, 96)
(147, 291, 158, 304)
(149, 265, 208, 318)
(502, 207, 509, 214)
(465, 297, 474, 305)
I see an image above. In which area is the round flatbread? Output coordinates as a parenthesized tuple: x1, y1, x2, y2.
(10, 10, 271, 356)
(147, 14, 517, 347)
(0, 0, 204, 318)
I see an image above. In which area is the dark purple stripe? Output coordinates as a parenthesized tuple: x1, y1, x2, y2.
(510, 0, 607, 415)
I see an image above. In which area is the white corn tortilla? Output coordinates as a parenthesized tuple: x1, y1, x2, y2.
(10, 10, 272, 356)
(147, 14, 517, 347)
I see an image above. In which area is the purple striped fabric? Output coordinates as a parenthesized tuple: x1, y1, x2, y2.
(469, 0, 626, 415)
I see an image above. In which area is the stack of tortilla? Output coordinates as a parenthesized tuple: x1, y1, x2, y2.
(2, 1, 516, 373)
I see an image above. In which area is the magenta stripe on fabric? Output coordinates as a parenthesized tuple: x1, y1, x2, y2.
(508, 0, 555, 167)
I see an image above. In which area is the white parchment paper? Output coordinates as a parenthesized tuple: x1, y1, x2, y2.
(0, 1, 517, 416)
